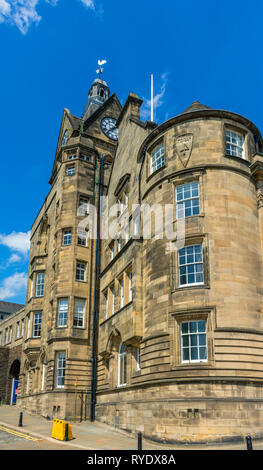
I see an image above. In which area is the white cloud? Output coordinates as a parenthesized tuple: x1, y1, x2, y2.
(0, 0, 11, 15)
(0, 230, 30, 255)
(0, 0, 96, 34)
(8, 253, 22, 264)
(0, 272, 27, 300)
(80, 0, 94, 8)
(141, 73, 168, 122)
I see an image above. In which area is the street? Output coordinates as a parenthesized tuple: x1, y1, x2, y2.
(0, 425, 77, 450)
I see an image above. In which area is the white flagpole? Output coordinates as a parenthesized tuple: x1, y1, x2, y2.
(151, 74, 154, 121)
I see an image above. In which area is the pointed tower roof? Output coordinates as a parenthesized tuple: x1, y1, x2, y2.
(82, 78, 110, 121)
(181, 101, 211, 114)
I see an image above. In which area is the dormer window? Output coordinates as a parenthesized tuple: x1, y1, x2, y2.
(225, 129, 245, 159)
(150, 142, 165, 174)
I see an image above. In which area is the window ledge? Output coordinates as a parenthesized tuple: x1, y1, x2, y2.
(175, 213, 205, 222)
(224, 154, 251, 166)
(172, 361, 213, 369)
(100, 301, 133, 326)
(172, 284, 210, 293)
(146, 164, 167, 183)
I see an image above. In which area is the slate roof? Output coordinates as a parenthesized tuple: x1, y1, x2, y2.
(0, 301, 24, 315)
(181, 101, 211, 114)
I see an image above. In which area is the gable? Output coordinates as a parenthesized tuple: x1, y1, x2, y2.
(83, 93, 122, 141)
(49, 109, 81, 184)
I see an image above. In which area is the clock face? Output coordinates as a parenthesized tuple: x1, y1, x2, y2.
(101, 117, 118, 141)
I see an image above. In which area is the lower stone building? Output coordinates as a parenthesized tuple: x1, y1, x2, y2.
(1, 77, 263, 443)
(0, 303, 25, 405)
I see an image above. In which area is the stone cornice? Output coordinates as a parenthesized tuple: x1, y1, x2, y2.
(137, 109, 262, 162)
(142, 163, 252, 201)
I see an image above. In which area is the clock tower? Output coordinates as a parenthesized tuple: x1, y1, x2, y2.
(82, 78, 110, 121)
(17, 77, 122, 420)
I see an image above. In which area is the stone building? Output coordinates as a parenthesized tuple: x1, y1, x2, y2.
(1, 77, 263, 443)
(14, 78, 121, 421)
(0, 303, 25, 405)
(96, 97, 263, 443)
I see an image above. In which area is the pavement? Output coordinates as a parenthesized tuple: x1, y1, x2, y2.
(0, 404, 262, 450)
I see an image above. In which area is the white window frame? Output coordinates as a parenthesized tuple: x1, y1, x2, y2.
(112, 287, 115, 315)
(76, 262, 87, 282)
(27, 314, 31, 339)
(66, 165, 75, 176)
(33, 312, 42, 338)
(73, 299, 85, 328)
(30, 277, 34, 298)
(178, 244, 204, 287)
(118, 343, 127, 387)
(41, 363, 46, 391)
(56, 352, 66, 388)
(225, 129, 245, 159)
(120, 278, 124, 309)
(16, 322, 20, 339)
(35, 272, 45, 297)
(62, 229, 72, 246)
(150, 143, 165, 174)
(77, 230, 87, 247)
(180, 320, 207, 363)
(176, 182, 200, 219)
(57, 299, 68, 328)
(79, 196, 89, 216)
(128, 272, 132, 302)
(21, 319, 25, 338)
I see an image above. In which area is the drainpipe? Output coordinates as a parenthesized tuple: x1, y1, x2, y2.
(90, 152, 104, 422)
(138, 147, 146, 206)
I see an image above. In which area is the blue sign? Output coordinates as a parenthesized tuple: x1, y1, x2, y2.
(12, 380, 19, 404)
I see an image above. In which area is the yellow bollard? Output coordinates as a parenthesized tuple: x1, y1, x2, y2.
(51, 419, 73, 441)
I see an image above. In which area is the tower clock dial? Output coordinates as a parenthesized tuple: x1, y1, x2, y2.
(101, 117, 118, 141)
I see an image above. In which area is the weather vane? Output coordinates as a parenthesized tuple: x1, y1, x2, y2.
(96, 59, 107, 79)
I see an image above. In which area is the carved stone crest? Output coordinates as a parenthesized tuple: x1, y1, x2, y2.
(175, 133, 193, 167)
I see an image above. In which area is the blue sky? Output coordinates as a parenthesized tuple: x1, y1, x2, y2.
(0, 0, 263, 304)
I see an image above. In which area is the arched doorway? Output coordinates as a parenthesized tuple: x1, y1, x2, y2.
(9, 360, 20, 405)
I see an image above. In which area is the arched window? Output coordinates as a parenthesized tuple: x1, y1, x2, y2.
(62, 129, 69, 147)
(118, 343, 127, 387)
